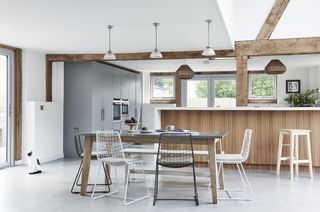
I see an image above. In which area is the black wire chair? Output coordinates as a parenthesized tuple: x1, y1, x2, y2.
(71, 127, 111, 194)
(153, 133, 199, 206)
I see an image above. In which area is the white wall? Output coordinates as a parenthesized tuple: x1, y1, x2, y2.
(22, 49, 45, 101)
(308, 66, 320, 90)
(277, 68, 310, 104)
(142, 72, 150, 103)
(21, 49, 64, 164)
(52, 62, 64, 102)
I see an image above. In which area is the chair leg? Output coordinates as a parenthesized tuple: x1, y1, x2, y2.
(122, 161, 150, 206)
(123, 164, 131, 205)
(240, 163, 254, 200)
(290, 135, 295, 179)
(236, 163, 247, 192)
(140, 161, 150, 196)
(91, 163, 105, 199)
(71, 160, 83, 194)
(192, 163, 199, 206)
(306, 132, 313, 178)
(294, 135, 299, 175)
(153, 164, 159, 206)
(276, 132, 283, 175)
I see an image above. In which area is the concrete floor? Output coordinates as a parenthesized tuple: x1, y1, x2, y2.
(0, 158, 319, 212)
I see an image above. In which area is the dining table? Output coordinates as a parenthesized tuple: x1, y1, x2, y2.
(79, 130, 228, 204)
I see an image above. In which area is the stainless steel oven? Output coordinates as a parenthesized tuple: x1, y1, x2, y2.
(121, 99, 129, 116)
(112, 98, 122, 121)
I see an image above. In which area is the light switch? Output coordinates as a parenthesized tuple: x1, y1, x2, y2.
(40, 105, 44, 110)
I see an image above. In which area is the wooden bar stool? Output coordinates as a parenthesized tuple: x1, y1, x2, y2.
(276, 129, 313, 179)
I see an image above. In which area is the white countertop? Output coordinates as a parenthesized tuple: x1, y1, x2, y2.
(155, 107, 320, 111)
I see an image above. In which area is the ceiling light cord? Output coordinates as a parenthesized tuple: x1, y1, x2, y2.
(155, 24, 158, 50)
(108, 25, 113, 53)
(154, 22, 160, 51)
(207, 21, 210, 47)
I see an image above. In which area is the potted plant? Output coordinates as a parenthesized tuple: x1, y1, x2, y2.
(285, 88, 320, 107)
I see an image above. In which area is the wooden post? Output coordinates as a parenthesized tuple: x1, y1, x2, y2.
(236, 55, 248, 106)
(175, 77, 182, 107)
(46, 59, 52, 102)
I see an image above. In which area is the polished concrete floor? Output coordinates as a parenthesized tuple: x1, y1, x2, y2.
(0, 158, 319, 212)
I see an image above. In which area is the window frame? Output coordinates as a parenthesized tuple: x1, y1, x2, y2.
(248, 74, 277, 100)
(181, 74, 236, 107)
(150, 75, 176, 100)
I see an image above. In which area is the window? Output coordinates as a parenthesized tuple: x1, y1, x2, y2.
(186, 80, 208, 107)
(249, 74, 277, 99)
(151, 76, 175, 99)
(214, 79, 236, 107)
(182, 75, 236, 107)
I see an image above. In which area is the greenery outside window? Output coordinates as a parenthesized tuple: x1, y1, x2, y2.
(182, 75, 236, 107)
(151, 76, 175, 100)
(249, 74, 277, 100)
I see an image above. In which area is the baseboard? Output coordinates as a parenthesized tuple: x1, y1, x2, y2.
(14, 160, 22, 166)
(40, 153, 64, 163)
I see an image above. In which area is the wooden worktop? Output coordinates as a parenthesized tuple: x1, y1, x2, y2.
(158, 108, 320, 170)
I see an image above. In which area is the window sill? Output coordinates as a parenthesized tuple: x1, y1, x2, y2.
(248, 99, 277, 104)
(150, 99, 176, 104)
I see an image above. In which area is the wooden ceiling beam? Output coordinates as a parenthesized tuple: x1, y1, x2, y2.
(256, 0, 290, 40)
(46, 50, 235, 62)
(235, 37, 320, 56)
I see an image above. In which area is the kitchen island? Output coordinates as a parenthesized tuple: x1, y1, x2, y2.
(155, 107, 320, 169)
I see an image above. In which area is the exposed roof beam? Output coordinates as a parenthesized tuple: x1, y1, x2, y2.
(256, 0, 290, 40)
(235, 37, 320, 56)
(46, 50, 235, 62)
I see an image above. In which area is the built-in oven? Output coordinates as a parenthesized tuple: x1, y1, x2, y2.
(121, 99, 129, 116)
(112, 98, 122, 121)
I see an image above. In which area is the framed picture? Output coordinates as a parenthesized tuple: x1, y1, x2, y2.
(286, 80, 300, 93)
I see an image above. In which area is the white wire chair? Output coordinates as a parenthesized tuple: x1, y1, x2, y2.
(216, 129, 254, 201)
(91, 131, 150, 205)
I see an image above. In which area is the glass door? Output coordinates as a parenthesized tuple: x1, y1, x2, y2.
(212, 77, 236, 107)
(0, 49, 12, 168)
(185, 79, 209, 107)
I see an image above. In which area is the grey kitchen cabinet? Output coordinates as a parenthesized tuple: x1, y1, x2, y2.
(121, 70, 130, 99)
(91, 62, 113, 131)
(128, 71, 136, 118)
(112, 68, 121, 99)
(64, 61, 142, 157)
(135, 73, 143, 122)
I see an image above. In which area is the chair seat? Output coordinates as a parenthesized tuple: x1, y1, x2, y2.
(81, 151, 99, 159)
(216, 154, 244, 163)
(100, 157, 141, 166)
(157, 157, 193, 168)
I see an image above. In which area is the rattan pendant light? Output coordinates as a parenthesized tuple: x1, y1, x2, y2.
(176, 64, 195, 79)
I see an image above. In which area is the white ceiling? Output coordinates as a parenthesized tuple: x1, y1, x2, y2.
(1, 0, 320, 72)
(0, 0, 233, 53)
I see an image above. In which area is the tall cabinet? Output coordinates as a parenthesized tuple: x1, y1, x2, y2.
(64, 61, 142, 158)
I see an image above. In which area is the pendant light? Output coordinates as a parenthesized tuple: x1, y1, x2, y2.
(150, 22, 163, 59)
(104, 25, 116, 60)
(176, 64, 195, 79)
(202, 20, 215, 56)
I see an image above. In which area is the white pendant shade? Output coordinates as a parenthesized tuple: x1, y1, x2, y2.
(150, 48, 163, 59)
(104, 50, 116, 60)
(202, 46, 216, 56)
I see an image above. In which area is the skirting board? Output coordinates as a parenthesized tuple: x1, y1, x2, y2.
(40, 153, 64, 164)
(14, 160, 22, 165)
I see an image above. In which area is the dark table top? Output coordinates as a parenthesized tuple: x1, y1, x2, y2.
(79, 130, 228, 140)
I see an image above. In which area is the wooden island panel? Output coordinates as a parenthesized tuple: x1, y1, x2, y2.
(161, 110, 320, 169)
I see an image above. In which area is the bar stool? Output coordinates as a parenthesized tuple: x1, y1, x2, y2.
(276, 129, 313, 178)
